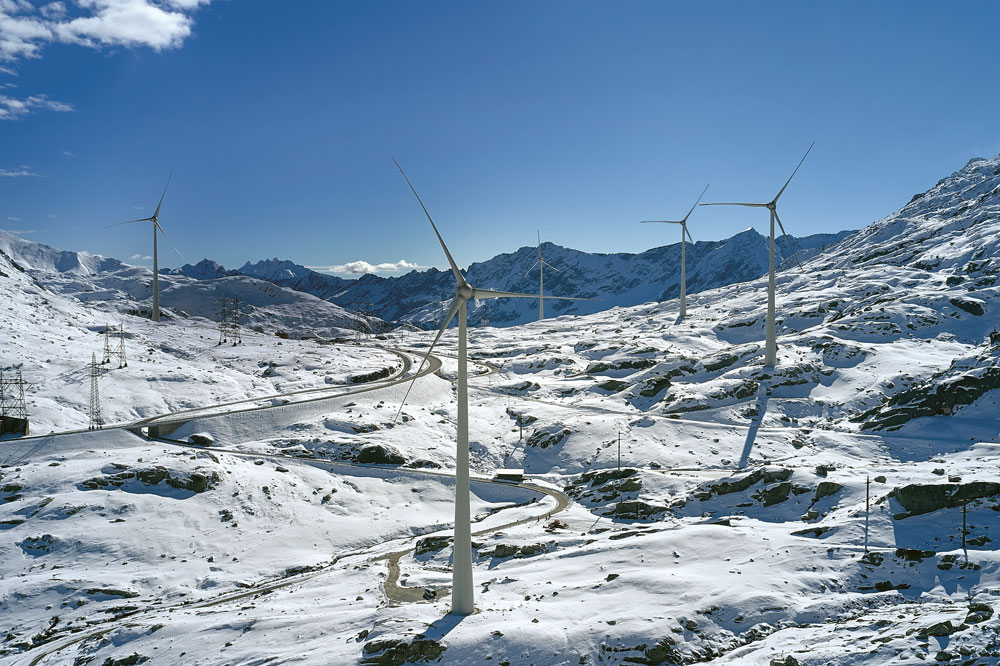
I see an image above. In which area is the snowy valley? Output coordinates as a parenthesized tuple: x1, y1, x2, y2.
(2, 154, 1000, 665)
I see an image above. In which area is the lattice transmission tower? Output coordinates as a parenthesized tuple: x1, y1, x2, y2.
(101, 323, 127, 368)
(218, 297, 242, 345)
(0, 369, 29, 435)
(0, 370, 27, 419)
(88, 352, 103, 430)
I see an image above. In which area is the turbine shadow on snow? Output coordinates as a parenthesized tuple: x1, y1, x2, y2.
(422, 612, 467, 639)
(739, 389, 768, 469)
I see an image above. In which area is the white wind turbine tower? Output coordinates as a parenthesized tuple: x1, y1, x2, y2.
(108, 174, 184, 322)
(524, 231, 561, 320)
(392, 157, 584, 616)
(700, 142, 813, 366)
(640, 184, 709, 318)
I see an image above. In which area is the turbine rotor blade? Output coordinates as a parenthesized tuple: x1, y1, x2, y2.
(773, 210, 804, 272)
(699, 202, 769, 207)
(392, 156, 466, 286)
(152, 173, 172, 220)
(155, 221, 185, 262)
(523, 260, 541, 278)
(773, 141, 814, 204)
(541, 259, 559, 272)
(473, 288, 591, 301)
(681, 183, 711, 222)
(640, 220, 683, 224)
(393, 296, 462, 424)
(685, 226, 694, 244)
(106, 217, 153, 228)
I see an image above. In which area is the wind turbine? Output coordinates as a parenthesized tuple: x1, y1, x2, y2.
(640, 184, 709, 318)
(700, 142, 814, 366)
(524, 231, 561, 320)
(391, 157, 584, 616)
(108, 174, 184, 322)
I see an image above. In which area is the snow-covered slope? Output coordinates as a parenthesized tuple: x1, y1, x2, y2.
(167, 228, 854, 327)
(3, 153, 1000, 666)
(0, 229, 381, 340)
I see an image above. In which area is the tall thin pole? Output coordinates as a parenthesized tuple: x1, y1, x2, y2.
(539, 259, 544, 320)
(452, 300, 473, 615)
(765, 209, 776, 366)
(152, 224, 160, 322)
(679, 223, 687, 317)
(962, 501, 968, 554)
(617, 430, 621, 472)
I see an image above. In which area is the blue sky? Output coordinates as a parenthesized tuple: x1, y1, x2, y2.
(1, 1, 999, 277)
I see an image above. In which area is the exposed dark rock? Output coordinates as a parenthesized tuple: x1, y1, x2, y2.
(756, 482, 792, 507)
(414, 536, 451, 557)
(813, 481, 843, 502)
(80, 466, 220, 494)
(858, 367, 1000, 430)
(610, 500, 667, 519)
(361, 637, 446, 664)
(356, 445, 406, 465)
(890, 482, 1000, 517)
(526, 428, 571, 449)
(100, 654, 148, 666)
(949, 297, 985, 316)
(639, 376, 672, 398)
(490, 543, 549, 559)
(700, 467, 792, 498)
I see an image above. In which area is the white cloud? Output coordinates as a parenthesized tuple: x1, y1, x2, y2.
(0, 92, 72, 119)
(0, 164, 40, 176)
(308, 259, 424, 275)
(0, 0, 210, 63)
(61, 149, 74, 156)
(7, 215, 21, 221)
(130, 253, 151, 260)
(2, 227, 34, 234)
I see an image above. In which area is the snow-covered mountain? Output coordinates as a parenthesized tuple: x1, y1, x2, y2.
(167, 228, 854, 327)
(4, 153, 1000, 666)
(0, 228, 377, 340)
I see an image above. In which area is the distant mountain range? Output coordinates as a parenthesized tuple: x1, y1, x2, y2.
(164, 228, 855, 328)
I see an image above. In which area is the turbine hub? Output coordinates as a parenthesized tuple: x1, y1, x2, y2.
(456, 284, 474, 301)
(767, 202, 777, 210)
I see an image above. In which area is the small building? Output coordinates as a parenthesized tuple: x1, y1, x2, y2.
(493, 468, 524, 483)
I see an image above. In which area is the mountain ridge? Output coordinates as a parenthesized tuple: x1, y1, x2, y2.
(165, 227, 855, 327)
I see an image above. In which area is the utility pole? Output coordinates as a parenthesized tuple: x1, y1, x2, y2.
(618, 430, 621, 472)
(962, 501, 968, 556)
(88, 353, 102, 430)
(865, 474, 870, 554)
(866, 475, 870, 514)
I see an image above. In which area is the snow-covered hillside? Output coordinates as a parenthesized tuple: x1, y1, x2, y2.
(0, 228, 380, 340)
(3, 153, 1000, 666)
(166, 228, 854, 328)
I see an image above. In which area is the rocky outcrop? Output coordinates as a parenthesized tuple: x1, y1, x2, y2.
(890, 481, 1000, 517)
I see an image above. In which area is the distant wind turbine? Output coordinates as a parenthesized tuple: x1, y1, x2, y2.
(700, 143, 813, 366)
(524, 231, 561, 320)
(640, 184, 709, 318)
(391, 157, 583, 616)
(108, 174, 184, 322)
